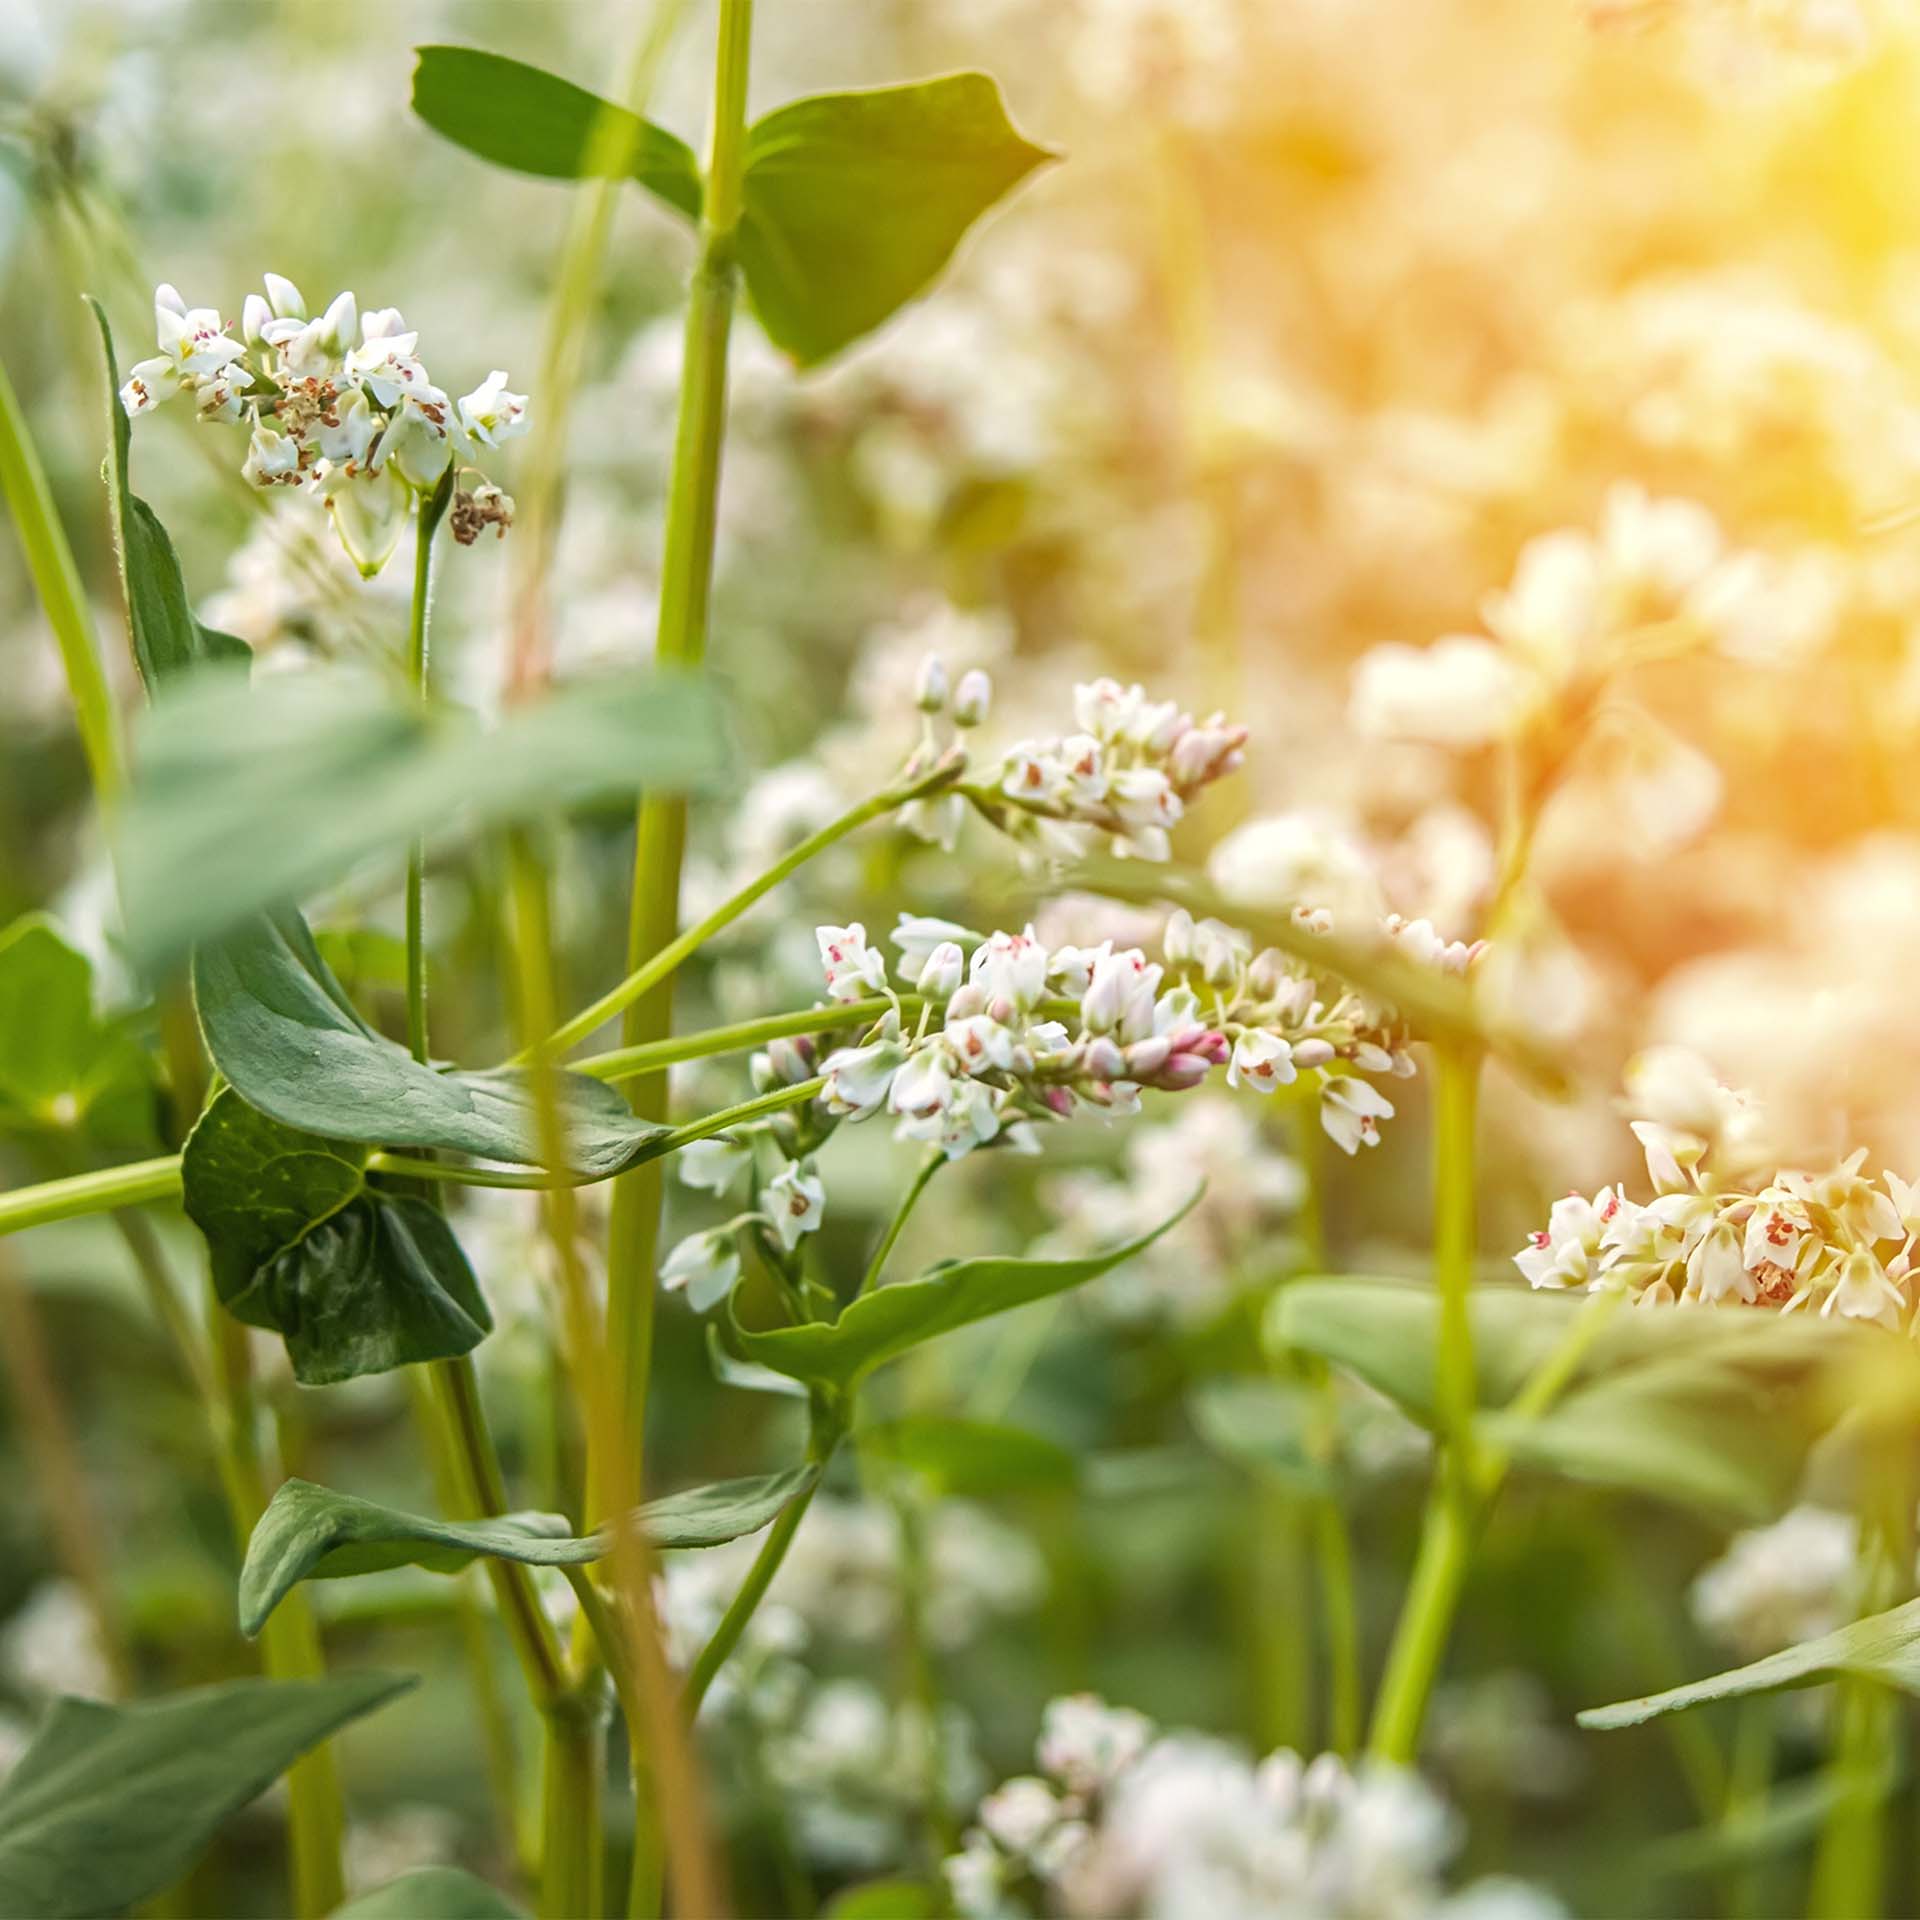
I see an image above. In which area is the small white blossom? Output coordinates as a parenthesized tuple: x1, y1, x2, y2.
(660, 1229, 741, 1312)
(1227, 1029, 1296, 1094)
(1321, 1075, 1395, 1154)
(816, 923, 889, 1002)
(677, 1137, 752, 1197)
(764, 1162, 826, 1251)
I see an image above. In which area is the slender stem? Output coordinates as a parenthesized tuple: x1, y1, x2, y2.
(600, 0, 757, 1557)
(405, 492, 437, 1062)
(859, 1153, 941, 1299)
(576, 995, 917, 1084)
(1313, 1494, 1362, 1756)
(0, 350, 122, 805)
(682, 1472, 820, 1718)
(0, 1154, 182, 1234)
(893, 1490, 953, 1861)
(1431, 1043, 1481, 1463)
(543, 767, 957, 1060)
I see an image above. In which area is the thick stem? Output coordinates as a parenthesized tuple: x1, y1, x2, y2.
(1365, 1476, 1474, 1766)
(0, 1154, 183, 1235)
(599, 0, 757, 1547)
(541, 1695, 609, 1920)
(0, 350, 122, 805)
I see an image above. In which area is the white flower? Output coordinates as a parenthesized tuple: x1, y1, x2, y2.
(1038, 1694, 1154, 1795)
(913, 940, 965, 999)
(821, 1034, 906, 1118)
(1482, 527, 1602, 676)
(1514, 1188, 1626, 1290)
(1226, 1030, 1295, 1094)
(1684, 1219, 1755, 1305)
(892, 914, 975, 984)
(898, 1076, 1001, 1160)
(887, 1047, 955, 1120)
(660, 1229, 741, 1312)
(1823, 1249, 1905, 1327)
(1692, 1506, 1858, 1660)
(764, 1162, 826, 1251)
(816, 923, 889, 1002)
(979, 1777, 1062, 1855)
(370, 403, 454, 490)
(1350, 637, 1529, 748)
(970, 927, 1050, 1016)
(1600, 482, 1721, 600)
(265, 288, 358, 377)
(953, 668, 992, 727)
(457, 369, 530, 447)
(943, 1013, 1019, 1075)
(1081, 949, 1160, 1040)
(677, 1137, 752, 1197)
(1320, 1076, 1394, 1154)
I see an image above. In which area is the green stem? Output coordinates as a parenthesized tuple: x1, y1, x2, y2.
(859, 1153, 941, 1298)
(600, 0, 756, 1551)
(1365, 1476, 1474, 1767)
(576, 994, 917, 1084)
(0, 1154, 183, 1234)
(543, 765, 958, 1059)
(405, 489, 440, 1062)
(1313, 1492, 1362, 1756)
(540, 1695, 610, 1920)
(1431, 1044, 1481, 1462)
(0, 349, 122, 805)
(682, 1475, 820, 1719)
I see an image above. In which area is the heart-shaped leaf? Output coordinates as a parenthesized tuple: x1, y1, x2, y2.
(241, 1467, 821, 1634)
(411, 49, 1053, 366)
(184, 1088, 492, 1384)
(734, 74, 1054, 366)
(0, 916, 156, 1150)
(0, 1671, 412, 1919)
(118, 660, 725, 969)
(337, 1868, 528, 1919)
(196, 912, 670, 1176)
(858, 1416, 1078, 1497)
(1274, 1279, 1865, 1520)
(1580, 1596, 1920, 1730)
(89, 299, 251, 692)
(731, 1192, 1199, 1392)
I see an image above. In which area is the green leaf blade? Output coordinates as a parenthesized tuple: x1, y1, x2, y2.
(337, 1868, 528, 1919)
(0, 1672, 412, 1919)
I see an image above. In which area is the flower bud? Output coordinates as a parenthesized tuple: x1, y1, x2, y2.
(1292, 1038, 1336, 1069)
(262, 273, 307, 319)
(915, 940, 965, 999)
(953, 669, 993, 727)
(1163, 908, 1196, 968)
(764, 1036, 817, 1086)
(242, 293, 273, 350)
(1081, 1036, 1127, 1081)
(915, 654, 949, 714)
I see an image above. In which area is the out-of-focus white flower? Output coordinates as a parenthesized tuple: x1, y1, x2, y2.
(457, 369, 529, 447)
(1692, 1506, 1858, 1660)
(661, 1228, 741, 1312)
(0, 1584, 113, 1701)
(1351, 637, 1529, 748)
(954, 668, 993, 727)
(677, 1136, 753, 1197)
(1038, 1694, 1155, 1795)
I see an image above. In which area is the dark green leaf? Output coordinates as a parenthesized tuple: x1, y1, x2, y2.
(88, 298, 250, 692)
(410, 46, 701, 217)
(1275, 1279, 1865, 1520)
(859, 1416, 1078, 1497)
(195, 913, 670, 1175)
(337, 1868, 528, 1919)
(0, 1671, 412, 1919)
(1581, 1596, 1920, 1730)
(738, 74, 1054, 366)
(337, 1868, 527, 1919)
(732, 1192, 1199, 1391)
(240, 1467, 822, 1634)
(118, 661, 726, 968)
(183, 1089, 492, 1384)
(0, 916, 156, 1149)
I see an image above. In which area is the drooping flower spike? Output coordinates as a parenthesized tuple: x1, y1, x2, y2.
(120, 278, 529, 575)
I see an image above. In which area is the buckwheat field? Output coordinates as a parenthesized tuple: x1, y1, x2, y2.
(9, 2, 1920, 1917)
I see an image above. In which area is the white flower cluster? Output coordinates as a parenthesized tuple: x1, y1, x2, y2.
(944, 1693, 1565, 1920)
(1515, 1046, 1920, 1325)
(1690, 1504, 1859, 1662)
(118, 278, 527, 576)
(1350, 484, 1816, 751)
(905, 665, 1246, 861)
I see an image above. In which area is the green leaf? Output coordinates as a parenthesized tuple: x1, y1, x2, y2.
(410, 50, 1054, 367)
(1580, 1596, 1920, 1730)
(337, 1868, 528, 1919)
(824, 1880, 941, 1920)
(859, 1415, 1078, 1497)
(732, 1192, 1199, 1392)
(1638, 1765, 1900, 1881)
(1274, 1279, 1864, 1521)
(337, 1868, 527, 1919)
(736, 74, 1055, 366)
(0, 1671, 412, 1919)
(195, 912, 671, 1176)
(183, 1088, 492, 1384)
(117, 661, 727, 969)
(0, 916, 156, 1149)
(240, 1467, 821, 1634)
(410, 46, 702, 216)
(1186, 1377, 1337, 1495)
(87, 298, 251, 692)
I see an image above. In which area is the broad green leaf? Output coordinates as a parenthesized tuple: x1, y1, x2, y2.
(1581, 1596, 1920, 1729)
(117, 661, 726, 968)
(0, 916, 155, 1149)
(337, 1868, 528, 1919)
(196, 912, 671, 1176)
(707, 1323, 807, 1397)
(824, 1881, 941, 1920)
(731, 1192, 1199, 1392)
(337, 1868, 526, 1919)
(1274, 1279, 1865, 1520)
(0, 1671, 412, 1919)
(736, 75, 1055, 366)
(240, 1467, 821, 1633)
(410, 46, 701, 216)
(859, 1416, 1078, 1497)
(88, 298, 251, 691)
(1187, 1377, 1337, 1495)
(410, 50, 1053, 367)
(183, 1088, 492, 1384)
